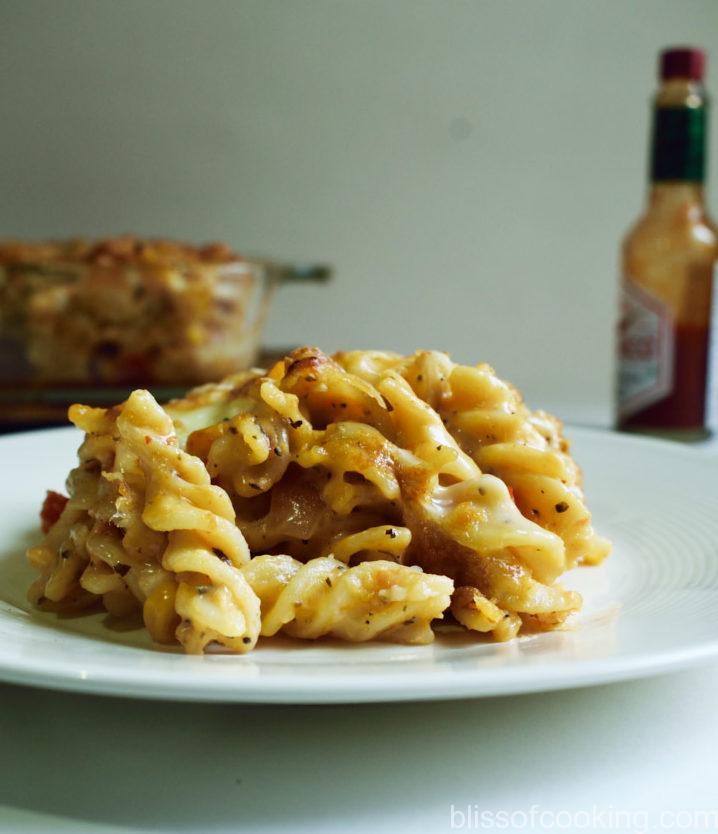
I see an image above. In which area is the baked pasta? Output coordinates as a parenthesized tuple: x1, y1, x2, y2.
(0, 236, 257, 384)
(28, 347, 609, 653)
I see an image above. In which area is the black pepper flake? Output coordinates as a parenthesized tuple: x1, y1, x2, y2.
(404, 617, 416, 625)
(417, 374, 423, 381)
(555, 502, 569, 513)
(196, 585, 210, 595)
(273, 447, 282, 456)
(114, 563, 130, 576)
(325, 577, 332, 587)
(340, 402, 347, 408)
(382, 397, 394, 412)
(385, 528, 397, 539)
(365, 620, 370, 625)
(213, 548, 230, 563)
(436, 445, 443, 451)
(229, 426, 238, 435)
(59, 547, 70, 560)
(223, 417, 230, 422)
(242, 636, 252, 644)
(248, 482, 261, 490)
(290, 419, 303, 429)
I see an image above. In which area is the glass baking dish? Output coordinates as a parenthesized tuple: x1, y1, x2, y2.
(0, 238, 329, 426)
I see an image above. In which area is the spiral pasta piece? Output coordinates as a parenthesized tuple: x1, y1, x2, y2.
(241, 555, 453, 644)
(438, 363, 610, 567)
(27, 403, 121, 613)
(115, 389, 261, 653)
(329, 525, 412, 564)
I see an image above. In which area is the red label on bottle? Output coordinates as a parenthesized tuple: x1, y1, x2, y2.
(617, 280, 674, 420)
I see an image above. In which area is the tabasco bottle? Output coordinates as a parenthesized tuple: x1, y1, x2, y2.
(616, 47, 718, 440)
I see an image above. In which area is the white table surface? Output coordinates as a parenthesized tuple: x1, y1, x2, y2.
(2, 412, 717, 834)
(1, 665, 718, 834)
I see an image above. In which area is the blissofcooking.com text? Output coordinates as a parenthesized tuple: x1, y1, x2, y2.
(449, 804, 718, 832)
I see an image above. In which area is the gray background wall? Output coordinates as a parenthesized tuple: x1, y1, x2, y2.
(2, 0, 717, 421)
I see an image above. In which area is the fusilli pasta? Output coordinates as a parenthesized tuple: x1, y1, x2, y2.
(242, 555, 452, 644)
(27, 346, 609, 653)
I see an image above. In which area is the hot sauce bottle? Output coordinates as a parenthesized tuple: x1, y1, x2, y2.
(617, 47, 718, 440)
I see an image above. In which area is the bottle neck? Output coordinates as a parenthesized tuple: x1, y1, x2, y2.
(650, 78, 707, 184)
(647, 182, 705, 211)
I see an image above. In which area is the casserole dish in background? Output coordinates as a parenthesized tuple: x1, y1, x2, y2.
(0, 237, 329, 425)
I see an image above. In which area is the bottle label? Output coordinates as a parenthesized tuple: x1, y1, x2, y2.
(617, 280, 675, 420)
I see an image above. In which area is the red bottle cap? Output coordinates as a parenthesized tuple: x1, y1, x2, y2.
(660, 47, 706, 81)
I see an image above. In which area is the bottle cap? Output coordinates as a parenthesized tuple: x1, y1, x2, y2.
(660, 47, 706, 81)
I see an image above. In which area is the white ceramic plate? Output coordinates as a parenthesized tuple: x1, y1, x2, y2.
(0, 425, 717, 703)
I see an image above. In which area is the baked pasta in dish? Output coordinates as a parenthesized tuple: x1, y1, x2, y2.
(0, 237, 257, 384)
(28, 347, 610, 653)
